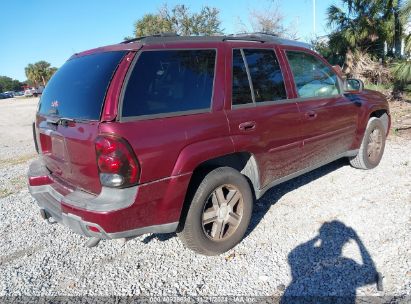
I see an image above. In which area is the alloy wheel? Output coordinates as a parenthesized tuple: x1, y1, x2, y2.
(202, 184, 244, 241)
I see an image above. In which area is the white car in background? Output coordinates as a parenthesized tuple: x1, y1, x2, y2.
(24, 87, 44, 97)
(24, 88, 34, 97)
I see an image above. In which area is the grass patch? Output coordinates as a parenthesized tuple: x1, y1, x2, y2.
(0, 188, 14, 198)
(0, 154, 36, 168)
(0, 175, 27, 198)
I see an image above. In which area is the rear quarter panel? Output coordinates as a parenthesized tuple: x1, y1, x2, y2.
(99, 111, 232, 183)
(102, 42, 231, 184)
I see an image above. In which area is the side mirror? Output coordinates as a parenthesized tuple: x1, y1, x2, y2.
(344, 78, 364, 92)
(332, 65, 343, 77)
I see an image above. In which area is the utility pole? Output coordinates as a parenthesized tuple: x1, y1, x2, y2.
(313, 0, 316, 35)
(394, 0, 402, 57)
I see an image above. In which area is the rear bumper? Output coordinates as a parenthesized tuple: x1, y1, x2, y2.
(28, 158, 186, 239)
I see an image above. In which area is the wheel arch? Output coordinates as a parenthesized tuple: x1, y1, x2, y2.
(369, 109, 390, 134)
(176, 151, 260, 231)
(353, 106, 390, 149)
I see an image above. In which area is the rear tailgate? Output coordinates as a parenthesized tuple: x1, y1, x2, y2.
(35, 51, 127, 194)
(37, 117, 101, 194)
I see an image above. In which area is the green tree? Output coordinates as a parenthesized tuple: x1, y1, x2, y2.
(131, 4, 222, 38)
(25, 61, 57, 87)
(327, 0, 408, 73)
(134, 13, 172, 37)
(0, 76, 23, 92)
(387, 1, 411, 87)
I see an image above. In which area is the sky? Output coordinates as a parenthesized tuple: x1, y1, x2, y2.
(0, 0, 339, 81)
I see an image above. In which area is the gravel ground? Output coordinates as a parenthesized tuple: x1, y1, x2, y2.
(0, 97, 37, 160)
(0, 97, 410, 301)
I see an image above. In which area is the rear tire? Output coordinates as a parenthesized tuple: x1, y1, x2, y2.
(177, 167, 253, 255)
(349, 117, 386, 169)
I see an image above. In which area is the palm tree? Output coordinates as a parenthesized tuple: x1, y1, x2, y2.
(327, 0, 405, 73)
(24, 64, 38, 87)
(391, 1, 411, 86)
(24, 61, 57, 87)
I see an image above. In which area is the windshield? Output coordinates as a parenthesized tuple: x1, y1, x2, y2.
(38, 51, 126, 120)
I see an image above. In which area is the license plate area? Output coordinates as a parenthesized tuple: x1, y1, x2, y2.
(39, 129, 72, 176)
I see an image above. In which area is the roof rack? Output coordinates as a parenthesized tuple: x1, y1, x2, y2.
(120, 32, 313, 49)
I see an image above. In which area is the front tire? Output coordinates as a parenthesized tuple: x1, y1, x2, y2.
(177, 167, 253, 255)
(350, 117, 386, 169)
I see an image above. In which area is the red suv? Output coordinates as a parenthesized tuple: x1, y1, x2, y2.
(28, 33, 390, 255)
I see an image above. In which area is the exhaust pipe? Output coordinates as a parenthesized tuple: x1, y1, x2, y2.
(85, 237, 101, 248)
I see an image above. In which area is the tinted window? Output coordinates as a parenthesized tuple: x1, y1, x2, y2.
(243, 49, 286, 102)
(39, 51, 126, 120)
(122, 50, 216, 117)
(232, 49, 253, 105)
(287, 51, 340, 98)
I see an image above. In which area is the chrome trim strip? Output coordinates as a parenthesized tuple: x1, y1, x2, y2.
(119, 108, 211, 122)
(255, 99, 297, 106)
(288, 94, 344, 103)
(231, 98, 297, 110)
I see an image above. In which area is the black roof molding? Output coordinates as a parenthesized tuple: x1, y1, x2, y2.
(121, 32, 313, 49)
(122, 32, 179, 44)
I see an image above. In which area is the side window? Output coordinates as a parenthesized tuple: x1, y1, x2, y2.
(232, 49, 253, 105)
(243, 49, 287, 102)
(286, 51, 340, 98)
(122, 50, 216, 117)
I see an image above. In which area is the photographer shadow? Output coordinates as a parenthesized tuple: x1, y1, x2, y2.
(281, 220, 381, 304)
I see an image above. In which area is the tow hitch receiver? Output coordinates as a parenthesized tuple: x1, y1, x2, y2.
(39, 209, 50, 220)
(40, 209, 57, 224)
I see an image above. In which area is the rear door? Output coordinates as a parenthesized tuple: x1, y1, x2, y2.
(225, 45, 302, 189)
(36, 51, 127, 194)
(283, 49, 359, 169)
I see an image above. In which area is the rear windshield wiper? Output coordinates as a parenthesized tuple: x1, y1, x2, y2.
(46, 117, 76, 127)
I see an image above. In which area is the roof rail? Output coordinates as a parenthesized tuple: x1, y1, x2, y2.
(119, 32, 313, 50)
(122, 32, 179, 44)
(230, 32, 314, 49)
(223, 32, 279, 43)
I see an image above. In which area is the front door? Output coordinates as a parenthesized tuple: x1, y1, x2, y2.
(284, 50, 359, 169)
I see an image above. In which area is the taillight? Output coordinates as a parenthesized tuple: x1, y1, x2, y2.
(95, 135, 140, 188)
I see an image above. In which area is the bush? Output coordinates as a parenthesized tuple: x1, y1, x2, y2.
(350, 51, 393, 85)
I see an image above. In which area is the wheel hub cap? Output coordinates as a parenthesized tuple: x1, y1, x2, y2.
(217, 205, 230, 220)
(202, 184, 244, 241)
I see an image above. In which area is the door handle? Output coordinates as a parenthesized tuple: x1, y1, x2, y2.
(239, 121, 256, 131)
(305, 111, 317, 120)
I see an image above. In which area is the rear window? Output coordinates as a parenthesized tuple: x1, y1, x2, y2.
(39, 51, 126, 120)
(243, 49, 286, 102)
(121, 50, 216, 118)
